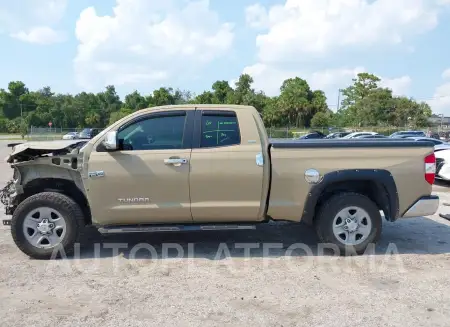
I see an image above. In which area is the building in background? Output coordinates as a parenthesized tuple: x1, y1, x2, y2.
(428, 114, 450, 128)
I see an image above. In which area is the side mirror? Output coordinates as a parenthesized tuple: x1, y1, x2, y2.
(103, 131, 118, 150)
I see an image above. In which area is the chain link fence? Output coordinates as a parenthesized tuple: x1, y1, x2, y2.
(26, 127, 98, 141)
(23, 125, 448, 141)
(266, 126, 438, 139)
(27, 127, 78, 141)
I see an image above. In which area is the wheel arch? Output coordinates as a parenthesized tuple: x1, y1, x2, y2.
(18, 178, 92, 225)
(301, 169, 399, 225)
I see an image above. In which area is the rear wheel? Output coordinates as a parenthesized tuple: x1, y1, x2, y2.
(11, 192, 85, 260)
(315, 192, 382, 255)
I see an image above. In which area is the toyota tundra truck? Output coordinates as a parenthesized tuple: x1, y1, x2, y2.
(1, 104, 439, 259)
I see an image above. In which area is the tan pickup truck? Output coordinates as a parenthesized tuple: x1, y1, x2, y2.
(1, 104, 440, 259)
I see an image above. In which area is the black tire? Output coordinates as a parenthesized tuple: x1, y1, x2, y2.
(315, 192, 382, 255)
(11, 192, 85, 260)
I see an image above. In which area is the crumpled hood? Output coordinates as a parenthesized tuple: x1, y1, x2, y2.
(6, 139, 88, 163)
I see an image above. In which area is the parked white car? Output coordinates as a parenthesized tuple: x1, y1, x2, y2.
(342, 132, 378, 139)
(406, 137, 447, 148)
(434, 145, 450, 181)
(62, 132, 79, 140)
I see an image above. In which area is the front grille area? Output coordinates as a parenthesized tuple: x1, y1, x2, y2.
(436, 158, 445, 174)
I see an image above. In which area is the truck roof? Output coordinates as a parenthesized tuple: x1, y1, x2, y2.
(135, 104, 257, 114)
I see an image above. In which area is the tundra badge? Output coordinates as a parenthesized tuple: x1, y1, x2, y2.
(118, 198, 150, 203)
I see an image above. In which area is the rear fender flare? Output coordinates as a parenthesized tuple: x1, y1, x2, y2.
(301, 169, 399, 224)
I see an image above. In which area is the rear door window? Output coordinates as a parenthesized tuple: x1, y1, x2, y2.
(200, 112, 241, 148)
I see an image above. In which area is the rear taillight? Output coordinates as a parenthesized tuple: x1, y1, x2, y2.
(425, 153, 436, 185)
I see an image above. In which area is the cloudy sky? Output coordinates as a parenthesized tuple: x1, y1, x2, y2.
(0, 0, 450, 114)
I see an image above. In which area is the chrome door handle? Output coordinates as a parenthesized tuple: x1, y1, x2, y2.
(164, 158, 188, 165)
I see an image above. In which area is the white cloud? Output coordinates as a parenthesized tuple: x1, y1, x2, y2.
(241, 65, 366, 97)
(428, 68, 450, 115)
(246, 0, 448, 63)
(380, 76, 412, 96)
(0, 0, 67, 44)
(239, 0, 444, 110)
(308, 67, 366, 92)
(442, 69, 450, 79)
(308, 67, 368, 109)
(74, 0, 234, 90)
(11, 27, 66, 45)
(428, 83, 450, 115)
(240, 63, 299, 96)
(245, 4, 269, 29)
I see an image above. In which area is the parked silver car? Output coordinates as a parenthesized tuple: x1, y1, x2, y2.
(62, 132, 79, 140)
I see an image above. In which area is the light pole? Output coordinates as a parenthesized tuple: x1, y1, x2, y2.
(337, 88, 342, 111)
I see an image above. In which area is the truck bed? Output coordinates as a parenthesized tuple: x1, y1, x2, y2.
(270, 138, 435, 149)
(267, 137, 435, 222)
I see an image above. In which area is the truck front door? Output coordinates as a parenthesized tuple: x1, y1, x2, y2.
(86, 110, 194, 226)
(189, 109, 265, 222)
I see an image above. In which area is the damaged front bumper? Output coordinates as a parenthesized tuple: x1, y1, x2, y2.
(1, 179, 17, 221)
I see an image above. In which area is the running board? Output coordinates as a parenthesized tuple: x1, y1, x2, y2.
(97, 224, 257, 234)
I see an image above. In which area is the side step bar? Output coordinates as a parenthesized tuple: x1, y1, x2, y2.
(98, 224, 257, 234)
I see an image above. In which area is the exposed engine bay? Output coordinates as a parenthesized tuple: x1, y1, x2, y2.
(6, 140, 88, 163)
(0, 179, 14, 210)
(1, 139, 89, 216)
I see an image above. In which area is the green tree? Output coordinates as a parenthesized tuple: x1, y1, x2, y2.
(211, 80, 233, 104)
(278, 77, 311, 126)
(230, 74, 254, 105)
(124, 91, 148, 111)
(391, 97, 432, 128)
(109, 108, 133, 124)
(173, 89, 193, 104)
(311, 111, 332, 127)
(194, 91, 214, 104)
(0, 73, 433, 133)
(19, 118, 28, 139)
(335, 72, 426, 127)
(0, 81, 30, 119)
(151, 87, 176, 106)
(310, 90, 328, 113)
(340, 73, 381, 109)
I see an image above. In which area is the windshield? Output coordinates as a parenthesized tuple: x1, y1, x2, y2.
(397, 131, 423, 135)
(342, 133, 360, 138)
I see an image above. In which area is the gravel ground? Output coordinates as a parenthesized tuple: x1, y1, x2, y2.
(0, 140, 450, 327)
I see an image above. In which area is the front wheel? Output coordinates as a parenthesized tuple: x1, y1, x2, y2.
(11, 192, 85, 260)
(315, 192, 382, 255)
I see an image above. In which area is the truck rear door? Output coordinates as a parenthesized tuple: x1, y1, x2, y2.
(189, 108, 266, 222)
